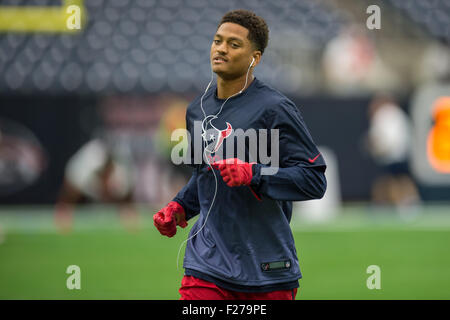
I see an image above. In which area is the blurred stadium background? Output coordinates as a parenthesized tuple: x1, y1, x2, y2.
(0, 0, 449, 299)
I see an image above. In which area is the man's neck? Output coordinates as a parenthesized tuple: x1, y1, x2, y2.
(216, 73, 254, 99)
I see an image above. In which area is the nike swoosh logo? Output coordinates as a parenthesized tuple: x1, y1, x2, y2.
(308, 153, 321, 163)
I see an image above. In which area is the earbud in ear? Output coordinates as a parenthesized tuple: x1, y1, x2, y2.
(250, 57, 255, 67)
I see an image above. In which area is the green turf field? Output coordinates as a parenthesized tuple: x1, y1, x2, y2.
(0, 204, 450, 299)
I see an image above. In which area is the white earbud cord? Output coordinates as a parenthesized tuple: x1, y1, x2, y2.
(176, 60, 254, 271)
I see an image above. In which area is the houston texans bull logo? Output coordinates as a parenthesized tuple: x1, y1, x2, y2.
(201, 115, 233, 154)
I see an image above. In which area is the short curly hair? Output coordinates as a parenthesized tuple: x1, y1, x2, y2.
(218, 10, 269, 55)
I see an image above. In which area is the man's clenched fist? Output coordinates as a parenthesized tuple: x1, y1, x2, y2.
(211, 158, 255, 187)
(153, 201, 187, 237)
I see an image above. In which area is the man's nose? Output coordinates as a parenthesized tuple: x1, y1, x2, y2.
(216, 42, 227, 54)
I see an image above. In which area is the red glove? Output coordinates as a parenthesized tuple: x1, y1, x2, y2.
(211, 158, 255, 187)
(153, 201, 187, 237)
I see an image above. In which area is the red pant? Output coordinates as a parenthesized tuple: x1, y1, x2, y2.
(179, 275, 297, 300)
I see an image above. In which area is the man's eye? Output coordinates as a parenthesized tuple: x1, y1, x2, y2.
(231, 43, 239, 48)
(213, 40, 220, 44)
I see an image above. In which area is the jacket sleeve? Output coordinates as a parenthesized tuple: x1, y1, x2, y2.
(171, 106, 201, 220)
(250, 99, 327, 201)
(172, 167, 201, 221)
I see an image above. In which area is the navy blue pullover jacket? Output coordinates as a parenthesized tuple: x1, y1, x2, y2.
(173, 78, 327, 292)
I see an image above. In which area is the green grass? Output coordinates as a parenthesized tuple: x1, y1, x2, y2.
(296, 230, 450, 299)
(0, 205, 450, 299)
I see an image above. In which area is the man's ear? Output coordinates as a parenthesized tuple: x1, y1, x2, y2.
(251, 51, 262, 68)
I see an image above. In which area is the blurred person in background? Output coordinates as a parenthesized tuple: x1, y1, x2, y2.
(153, 97, 193, 202)
(54, 134, 138, 233)
(366, 94, 421, 215)
(322, 25, 401, 95)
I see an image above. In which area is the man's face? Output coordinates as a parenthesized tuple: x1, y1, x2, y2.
(210, 22, 255, 80)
